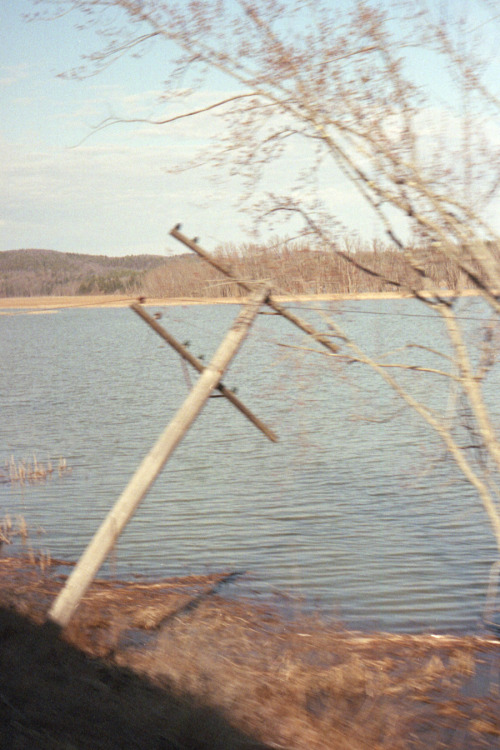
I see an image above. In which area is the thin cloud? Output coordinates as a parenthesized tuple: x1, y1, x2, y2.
(0, 136, 252, 254)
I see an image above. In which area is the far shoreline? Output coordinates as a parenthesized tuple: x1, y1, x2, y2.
(0, 288, 482, 312)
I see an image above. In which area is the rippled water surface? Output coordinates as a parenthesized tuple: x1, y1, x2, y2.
(1, 298, 498, 632)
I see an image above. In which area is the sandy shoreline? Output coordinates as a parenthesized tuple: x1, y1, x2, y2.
(0, 288, 479, 312)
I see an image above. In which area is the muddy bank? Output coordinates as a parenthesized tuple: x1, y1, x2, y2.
(0, 555, 499, 749)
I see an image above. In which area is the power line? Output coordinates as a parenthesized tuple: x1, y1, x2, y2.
(1, 295, 495, 323)
(283, 303, 494, 322)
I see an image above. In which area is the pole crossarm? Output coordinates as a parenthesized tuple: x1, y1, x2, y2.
(131, 302, 278, 443)
(47, 286, 271, 629)
(170, 226, 340, 354)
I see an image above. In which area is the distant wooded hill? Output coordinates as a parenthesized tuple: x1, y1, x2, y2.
(0, 248, 169, 297)
(0, 240, 481, 299)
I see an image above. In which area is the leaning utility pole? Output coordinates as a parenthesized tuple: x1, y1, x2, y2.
(48, 286, 270, 628)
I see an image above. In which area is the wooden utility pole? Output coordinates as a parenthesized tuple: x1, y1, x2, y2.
(130, 302, 278, 442)
(48, 286, 269, 628)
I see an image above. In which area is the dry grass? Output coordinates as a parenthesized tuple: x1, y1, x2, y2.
(1, 454, 71, 485)
(0, 516, 52, 574)
(0, 514, 29, 546)
(0, 556, 499, 749)
(123, 600, 500, 750)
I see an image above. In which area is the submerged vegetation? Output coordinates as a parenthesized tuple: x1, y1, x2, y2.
(0, 517, 51, 571)
(1, 455, 71, 485)
(0, 514, 28, 546)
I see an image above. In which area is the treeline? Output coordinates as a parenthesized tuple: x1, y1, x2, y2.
(139, 238, 479, 298)
(0, 249, 166, 297)
(0, 240, 488, 299)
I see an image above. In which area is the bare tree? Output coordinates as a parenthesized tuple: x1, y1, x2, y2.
(34, 1, 500, 567)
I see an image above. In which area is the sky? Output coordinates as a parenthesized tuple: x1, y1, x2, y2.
(2, 0, 255, 256)
(1, 0, 499, 257)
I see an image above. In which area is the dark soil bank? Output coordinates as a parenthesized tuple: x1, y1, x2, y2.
(0, 606, 272, 750)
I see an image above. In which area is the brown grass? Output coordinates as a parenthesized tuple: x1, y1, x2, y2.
(0, 514, 29, 545)
(2, 455, 71, 485)
(0, 556, 499, 749)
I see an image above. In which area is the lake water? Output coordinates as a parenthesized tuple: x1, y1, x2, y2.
(1, 297, 498, 633)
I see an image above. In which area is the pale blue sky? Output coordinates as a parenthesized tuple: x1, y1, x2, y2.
(2, 1, 247, 255)
(1, 1, 499, 256)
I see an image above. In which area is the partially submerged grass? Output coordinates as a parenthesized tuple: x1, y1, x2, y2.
(1, 454, 71, 485)
(0, 515, 51, 572)
(123, 599, 500, 750)
(0, 513, 29, 545)
(0, 556, 499, 749)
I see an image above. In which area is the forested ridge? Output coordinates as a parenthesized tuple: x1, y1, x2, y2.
(0, 240, 490, 299)
(0, 248, 167, 297)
